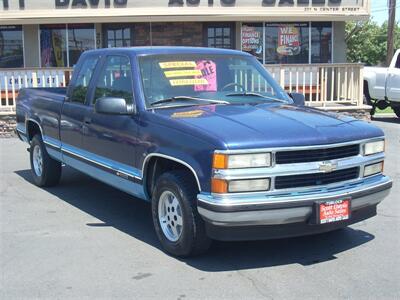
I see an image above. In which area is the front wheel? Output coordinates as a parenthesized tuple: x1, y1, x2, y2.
(30, 134, 62, 187)
(151, 170, 211, 257)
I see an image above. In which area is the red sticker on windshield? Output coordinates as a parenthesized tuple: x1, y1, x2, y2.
(194, 60, 217, 92)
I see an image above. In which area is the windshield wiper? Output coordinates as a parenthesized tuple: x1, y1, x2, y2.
(225, 92, 287, 103)
(150, 96, 229, 107)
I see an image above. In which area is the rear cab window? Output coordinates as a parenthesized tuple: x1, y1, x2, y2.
(70, 56, 99, 104)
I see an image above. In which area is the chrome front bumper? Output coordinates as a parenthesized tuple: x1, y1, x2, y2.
(197, 175, 392, 227)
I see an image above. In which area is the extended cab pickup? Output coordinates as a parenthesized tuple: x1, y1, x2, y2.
(16, 47, 392, 256)
(364, 49, 400, 117)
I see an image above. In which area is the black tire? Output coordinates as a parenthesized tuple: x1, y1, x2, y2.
(363, 94, 376, 116)
(151, 170, 211, 257)
(363, 93, 373, 107)
(393, 107, 400, 118)
(363, 82, 373, 106)
(30, 134, 62, 187)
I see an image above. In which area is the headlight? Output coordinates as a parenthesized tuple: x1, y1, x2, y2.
(213, 153, 272, 169)
(363, 162, 384, 177)
(363, 140, 385, 156)
(211, 178, 271, 193)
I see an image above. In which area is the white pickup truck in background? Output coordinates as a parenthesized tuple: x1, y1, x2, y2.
(364, 49, 400, 118)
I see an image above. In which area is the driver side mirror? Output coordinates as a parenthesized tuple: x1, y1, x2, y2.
(289, 93, 305, 106)
(94, 97, 133, 115)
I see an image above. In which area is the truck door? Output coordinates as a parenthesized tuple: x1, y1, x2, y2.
(81, 55, 141, 180)
(61, 55, 99, 150)
(387, 51, 400, 101)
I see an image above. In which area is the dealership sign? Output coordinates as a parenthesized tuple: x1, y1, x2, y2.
(0, 0, 370, 23)
(2, 0, 345, 9)
(1, 0, 368, 10)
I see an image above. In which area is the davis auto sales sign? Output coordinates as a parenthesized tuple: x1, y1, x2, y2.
(1, 0, 367, 10)
(0, 0, 370, 24)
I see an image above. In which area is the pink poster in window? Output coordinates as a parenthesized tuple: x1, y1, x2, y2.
(194, 60, 217, 92)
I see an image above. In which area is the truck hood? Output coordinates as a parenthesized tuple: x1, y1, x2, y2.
(153, 103, 384, 149)
(364, 66, 387, 71)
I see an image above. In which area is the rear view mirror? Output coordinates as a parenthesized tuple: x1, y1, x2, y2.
(289, 93, 305, 106)
(94, 97, 131, 115)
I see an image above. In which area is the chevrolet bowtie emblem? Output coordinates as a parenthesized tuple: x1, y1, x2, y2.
(319, 161, 338, 173)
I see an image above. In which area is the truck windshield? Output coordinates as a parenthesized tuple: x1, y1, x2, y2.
(138, 54, 290, 108)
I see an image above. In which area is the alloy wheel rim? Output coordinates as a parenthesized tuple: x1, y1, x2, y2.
(32, 145, 43, 177)
(158, 190, 183, 242)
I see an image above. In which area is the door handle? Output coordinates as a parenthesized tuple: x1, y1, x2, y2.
(83, 117, 92, 125)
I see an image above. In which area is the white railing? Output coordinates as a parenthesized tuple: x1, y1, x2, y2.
(0, 68, 73, 114)
(0, 64, 365, 114)
(265, 63, 364, 108)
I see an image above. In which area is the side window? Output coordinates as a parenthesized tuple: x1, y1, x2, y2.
(93, 55, 134, 104)
(70, 56, 99, 104)
(395, 54, 400, 69)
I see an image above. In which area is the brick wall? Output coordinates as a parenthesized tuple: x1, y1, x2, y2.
(151, 22, 203, 47)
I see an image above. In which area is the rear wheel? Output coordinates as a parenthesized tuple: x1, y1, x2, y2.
(30, 134, 62, 187)
(363, 82, 373, 106)
(151, 170, 211, 257)
(393, 107, 400, 118)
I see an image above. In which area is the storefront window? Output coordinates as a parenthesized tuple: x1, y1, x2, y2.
(40, 25, 68, 68)
(40, 24, 95, 67)
(241, 23, 263, 62)
(0, 25, 24, 68)
(206, 23, 234, 49)
(68, 24, 95, 67)
(311, 22, 332, 63)
(242, 22, 332, 64)
(265, 23, 309, 64)
(103, 24, 133, 48)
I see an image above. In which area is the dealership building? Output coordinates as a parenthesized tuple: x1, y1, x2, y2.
(0, 0, 371, 69)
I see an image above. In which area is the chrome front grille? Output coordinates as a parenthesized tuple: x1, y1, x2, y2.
(212, 139, 384, 195)
(275, 144, 360, 164)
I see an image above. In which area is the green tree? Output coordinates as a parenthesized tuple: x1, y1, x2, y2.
(346, 21, 400, 66)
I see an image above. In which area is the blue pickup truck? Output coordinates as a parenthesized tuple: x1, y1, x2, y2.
(16, 47, 392, 256)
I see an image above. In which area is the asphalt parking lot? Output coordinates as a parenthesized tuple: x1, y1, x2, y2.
(1, 117, 399, 300)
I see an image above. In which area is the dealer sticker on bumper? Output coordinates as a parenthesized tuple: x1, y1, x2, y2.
(317, 199, 351, 224)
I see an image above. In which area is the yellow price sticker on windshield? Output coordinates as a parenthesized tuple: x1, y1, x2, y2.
(159, 61, 197, 69)
(169, 78, 208, 86)
(172, 110, 205, 118)
(164, 69, 202, 78)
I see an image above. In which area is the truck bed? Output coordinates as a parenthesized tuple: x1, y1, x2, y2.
(16, 87, 68, 141)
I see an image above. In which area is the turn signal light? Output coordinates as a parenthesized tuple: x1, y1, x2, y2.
(211, 178, 228, 194)
(212, 153, 228, 169)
